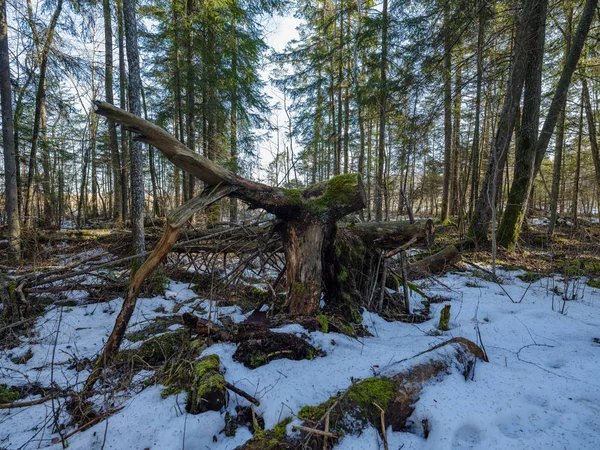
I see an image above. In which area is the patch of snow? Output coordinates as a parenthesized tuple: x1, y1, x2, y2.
(1, 272, 599, 449)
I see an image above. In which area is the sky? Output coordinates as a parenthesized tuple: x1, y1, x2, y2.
(254, 14, 303, 183)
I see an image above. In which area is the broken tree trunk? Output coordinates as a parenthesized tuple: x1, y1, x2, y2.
(238, 337, 487, 449)
(93, 101, 365, 316)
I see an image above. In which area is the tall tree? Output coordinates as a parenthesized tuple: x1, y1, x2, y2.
(440, 8, 452, 222)
(375, 0, 388, 221)
(123, 0, 145, 257)
(496, 0, 548, 250)
(23, 0, 63, 228)
(497, 0, 597, 249)
(469, 0, 542, 242)
(103, 0, 122, 222)
(0, 0, 20, 261)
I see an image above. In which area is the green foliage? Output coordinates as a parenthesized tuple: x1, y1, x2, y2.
(317, 312, 329, 333)
(517, 272, 544, 283)
(587, 279, 600, 289)
(346, 377, 397, 411)
(273, 417, 292, 440)
(438, 305, 451, 331)
(0, 385, 20, 403)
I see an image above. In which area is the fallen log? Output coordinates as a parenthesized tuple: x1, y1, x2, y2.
(409, 244, 460, 276)
(345, 219, 434, 249)
(237, 337, 487, 449)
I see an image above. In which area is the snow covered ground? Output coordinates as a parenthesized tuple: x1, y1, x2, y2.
(1, 270, 599, 450)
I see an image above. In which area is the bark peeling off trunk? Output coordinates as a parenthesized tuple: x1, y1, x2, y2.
(281, 218, 324, 314)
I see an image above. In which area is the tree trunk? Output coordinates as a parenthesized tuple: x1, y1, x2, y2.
(468, 0, 540, 242)
(499, 0, 596, 249)
(0, 0, 20, 261)
(103, 0, 122, 222)
(451, 60, 462, 217)
(582, 79, 600, 198)
(572, 86, 584, 221)
(241, 338, 487, 450)
(23, 0, 63, 228)
(185, 0, 195, 205)
(375, 0, 388, 222)
(93, 102, 366, 317)
(496, 0, 547, 250)
(441, 9, 452, 222)
(123, 0, 145, 258)
(117, 0, 129, 220)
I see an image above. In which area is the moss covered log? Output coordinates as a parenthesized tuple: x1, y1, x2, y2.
(237, 338, 487, 449)
(186, 354, 227, 414)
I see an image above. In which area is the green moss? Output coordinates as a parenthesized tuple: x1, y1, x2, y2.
(517, 272, 544, 283)
(298, 400, 334, 421)
(317, 312, 329, 333)
(587, 279, 600, 289)
(273, 417, 293, 440)
(298, 377, 398, 437)
(438, 305, 451, 331)
(0, 385, 20, 403)
(346, 377, 397, 411)
(185, 354, 227, 413)
(250, 354, 267, 368)
(291, 282, 306, 297)
(310, 174, 359, 216)
(497, 205, 524, 252)
(281, 188, 304, 206)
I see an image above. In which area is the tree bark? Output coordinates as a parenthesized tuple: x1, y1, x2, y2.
(0, 0, 20, 262)
(441, 8, 452, 222)
(375, 0, 388, 222)
(103, 0, 122, 222)
(123, 0, 145, 258)
(23, 0, 63, 228)
(572, 86, 584, 221)
(496, 0, 547, 250)
(117, 0, 129, 220)
(582, 78, 600, 204)
(468, 0, 540, 242)
(498, 0, 597, 249)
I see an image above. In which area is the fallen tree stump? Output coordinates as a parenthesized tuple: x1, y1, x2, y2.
(237, 337, 487, 449)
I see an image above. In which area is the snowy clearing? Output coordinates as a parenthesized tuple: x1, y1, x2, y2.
(1, 271, 599, 450)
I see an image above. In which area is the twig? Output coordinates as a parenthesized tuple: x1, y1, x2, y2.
(224, 381, 260, 406)
(323, 413, 330, 450)
(464, 260, 516, 303)
(373, 402, 389, 450)
(60, 406, 125, 441)
(0, 395, 54, 409)
(293, 425, 339, 438)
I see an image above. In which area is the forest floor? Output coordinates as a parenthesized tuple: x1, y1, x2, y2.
(1, 218, 600, 449)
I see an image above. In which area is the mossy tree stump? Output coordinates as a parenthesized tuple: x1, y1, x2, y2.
(93, 101, 365, 317)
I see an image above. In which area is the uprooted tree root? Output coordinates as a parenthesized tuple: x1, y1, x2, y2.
(238, 337, 487, 449)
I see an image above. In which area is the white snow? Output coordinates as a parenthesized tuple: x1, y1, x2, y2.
(1, 270, 599, 449)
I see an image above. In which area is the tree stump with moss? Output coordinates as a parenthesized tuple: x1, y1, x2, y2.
(186, 354, 227, 414)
